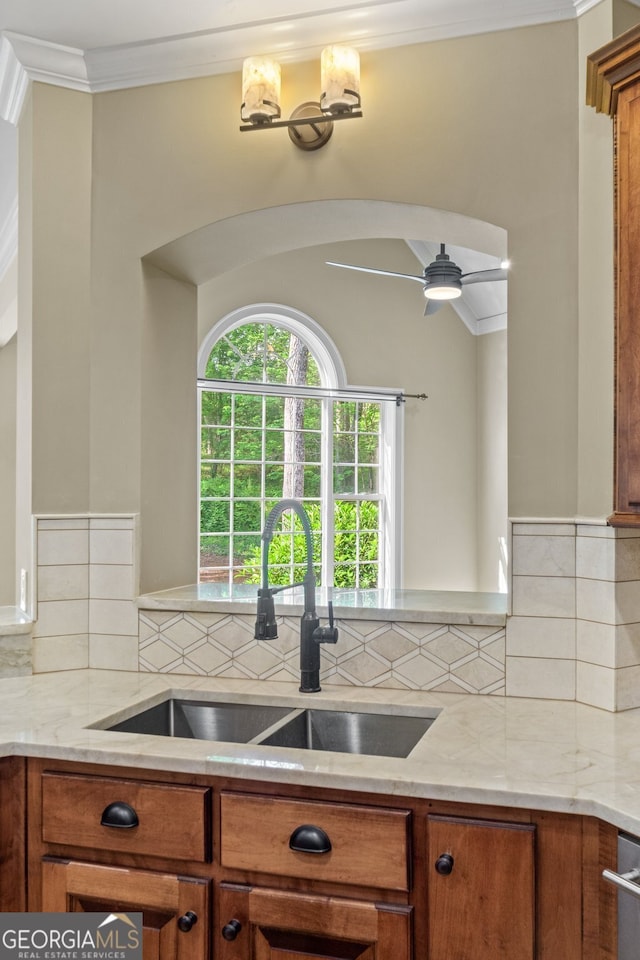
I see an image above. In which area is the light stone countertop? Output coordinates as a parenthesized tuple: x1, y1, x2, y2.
(137, 585, 507, 625)
(0, 606, 33, 636)
(2, 669, 640, 836)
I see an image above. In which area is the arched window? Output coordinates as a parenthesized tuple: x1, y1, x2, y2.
(198, 304, 400, 589)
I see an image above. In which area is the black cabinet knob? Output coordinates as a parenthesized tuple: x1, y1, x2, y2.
(100, 801, 139, 829)
(222, 919, 242, 941)
(178, 911, 198, 933)
(435, 853, 454, 875)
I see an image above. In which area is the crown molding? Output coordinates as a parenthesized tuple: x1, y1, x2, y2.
(0, 1, 592, 123)
(0, 34, 29, 124)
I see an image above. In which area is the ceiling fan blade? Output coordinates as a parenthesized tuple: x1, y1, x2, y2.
(460, 267, 509, 286)
(326, 261, 425, 283)
(424, 298, 444, 316)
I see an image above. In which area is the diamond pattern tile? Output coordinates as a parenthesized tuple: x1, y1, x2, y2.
(163, 617, 206, 649)
(425, 630, 476, 665)
(137, 611, 505, 690)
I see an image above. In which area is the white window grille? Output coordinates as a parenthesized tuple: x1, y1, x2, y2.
(197, 305, 401, 589)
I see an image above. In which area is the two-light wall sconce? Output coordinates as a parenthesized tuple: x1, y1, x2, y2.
(240, 45, 362, 150)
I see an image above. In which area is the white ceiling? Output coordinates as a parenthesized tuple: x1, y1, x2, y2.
(0, 0, 618, 330)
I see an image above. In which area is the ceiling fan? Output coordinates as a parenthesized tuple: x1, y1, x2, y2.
(326, 243, 508, 315)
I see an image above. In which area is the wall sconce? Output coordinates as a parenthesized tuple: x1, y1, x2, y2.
(240, 45, 362, 151)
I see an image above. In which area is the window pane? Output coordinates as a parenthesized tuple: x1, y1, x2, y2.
(234, 428, 262, 461)
(202, 392, 231, 426)
(264, 465, 284, 497)
(201, 426, 231, 460)
(303, 465, 322, 497)
(265, 394, 285, 427)
(232, 533, 263, 578)
(200, 535, 231, 574)
(234, 464, 262, 496)
(302, 398, 322, 429)
(234, 394, 264, 424)
(302, 431, 322, 463)
(334, 434, 355, 465)
(265, 429, 285, 462)
(334, 465, 355, 494)
(233, 500, 262, 533)
(358, 465, 378, 493)
(200, 463, 231, 496)
(357, 433, 379, 464)
(200, 500, 229, 533)
(358, 402, 380, 432)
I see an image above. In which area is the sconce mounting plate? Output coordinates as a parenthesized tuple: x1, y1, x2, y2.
(287, 102, 333, 150)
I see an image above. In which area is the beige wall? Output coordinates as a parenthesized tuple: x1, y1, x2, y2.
(199, 239, 491, 590)
(0, 334, 16, 604)
(16, 18, 599, 592)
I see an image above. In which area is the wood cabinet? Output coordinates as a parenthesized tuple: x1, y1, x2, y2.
(24, 757, 615, 959)
(587, 25, 640, 523)
(217, 883, 411, 960)
(0, 756, 26, 910)
(426, 815, 535, 960)
(42, 859, 209, 960)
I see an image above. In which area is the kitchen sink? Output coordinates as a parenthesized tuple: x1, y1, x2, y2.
(107, 698, 292, 743)
(101, 697, 438, 758)
(258, 708, 435, 758)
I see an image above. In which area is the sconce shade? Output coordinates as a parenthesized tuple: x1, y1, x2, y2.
(242, 57, 281, 123)
(321, 45, 361, 114)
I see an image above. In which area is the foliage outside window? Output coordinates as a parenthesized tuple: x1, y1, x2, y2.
(199, 319, 389, 589)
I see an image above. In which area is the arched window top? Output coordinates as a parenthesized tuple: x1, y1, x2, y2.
(198, 303, 347, 388)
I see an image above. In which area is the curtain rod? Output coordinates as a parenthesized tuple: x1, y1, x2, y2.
(197, 378, 428, 405)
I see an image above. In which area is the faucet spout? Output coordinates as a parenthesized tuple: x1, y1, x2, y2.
(254, 498, 338, 693)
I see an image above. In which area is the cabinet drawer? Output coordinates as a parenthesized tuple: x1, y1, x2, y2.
(220, 792, 410, 891)
(41, 772, 210, 862)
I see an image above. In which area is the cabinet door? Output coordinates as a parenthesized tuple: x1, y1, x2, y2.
(42, 859, 209, 960)
(218, 883, 411, 960)
(427, 815, 535, 960)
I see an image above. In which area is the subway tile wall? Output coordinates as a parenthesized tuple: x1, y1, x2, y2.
(508, 522, 640, 710)
(33, 516, 139, 672)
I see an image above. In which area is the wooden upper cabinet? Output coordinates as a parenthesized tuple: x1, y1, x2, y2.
(588, 25, 640, 525)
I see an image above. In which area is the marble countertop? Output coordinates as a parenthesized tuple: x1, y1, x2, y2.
(2, 669, 640, 835)
(0, 605, 33, 636)
(137, 585, 507, 625)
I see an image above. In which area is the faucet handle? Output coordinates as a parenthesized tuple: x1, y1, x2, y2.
(313, 601, 339, 645)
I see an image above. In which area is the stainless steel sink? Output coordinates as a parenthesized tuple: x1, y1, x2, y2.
(107, 698, 292, 743)
(102, 697, 438, 757)
(258, 708, 436, 758)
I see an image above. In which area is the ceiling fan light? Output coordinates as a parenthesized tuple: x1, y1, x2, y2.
(241, 57, 281, 124)
(424, 282, 462, 301)
(320, 45, 360, 114)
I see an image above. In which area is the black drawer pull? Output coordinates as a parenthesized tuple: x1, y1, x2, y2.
(100, 801, 139, 829)
(178, 911, 198, 933)
(222, 919, 242, 941)
(289, 824, 332, 854)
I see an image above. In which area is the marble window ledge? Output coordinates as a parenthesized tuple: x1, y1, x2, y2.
(136, 585, 508, 627)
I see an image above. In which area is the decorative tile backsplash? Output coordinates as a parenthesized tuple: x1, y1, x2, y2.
(139, 609, 506, 694)
(28, 513, 640, 711)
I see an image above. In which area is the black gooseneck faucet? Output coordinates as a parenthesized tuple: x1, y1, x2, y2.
(254, 498, 338, 693)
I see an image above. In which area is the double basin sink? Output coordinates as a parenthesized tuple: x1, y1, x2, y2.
(100, 696, 439, 759)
